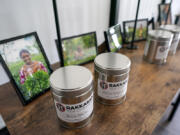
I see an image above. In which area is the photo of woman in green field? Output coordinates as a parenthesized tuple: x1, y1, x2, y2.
(0, 33, 51, 102)
(19, 49, 48, 84)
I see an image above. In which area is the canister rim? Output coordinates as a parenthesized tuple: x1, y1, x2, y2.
(50, 66, 93, 93)
(94, 53, 131, 74)
(160, 25, 180, 33)
(148, 30, 173, 41)
(50, 80, 92, 92)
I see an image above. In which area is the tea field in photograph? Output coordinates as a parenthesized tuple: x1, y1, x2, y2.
(62, 33, 97, 66)
(7, 54, 50, 100)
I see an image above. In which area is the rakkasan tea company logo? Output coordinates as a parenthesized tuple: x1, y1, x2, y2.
(56, 103, 65, 112)
(100, 81, 108, 90)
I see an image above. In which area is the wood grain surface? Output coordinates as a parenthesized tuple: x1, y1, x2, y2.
(0, 42, 180, 135)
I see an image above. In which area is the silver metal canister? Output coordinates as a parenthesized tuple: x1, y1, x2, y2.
(144, 30, 173, 64)
(160, 25, 180, 55)
(50, 66, 93, 128)
(94, 53, 131, 105)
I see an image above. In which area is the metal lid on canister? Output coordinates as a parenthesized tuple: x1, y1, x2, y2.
(94, 53, 131, 75)
(50, 66, 93, 96)
(148, 30, 173, 42)
(160, 25, 180, 34)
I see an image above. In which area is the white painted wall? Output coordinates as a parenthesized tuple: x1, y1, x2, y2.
(118, 0, 162, 27)
(171, 0, 180, 23)
(57, 0, 110, 43)
(117, 0, 180, 29)
(0, 0, 110, 85)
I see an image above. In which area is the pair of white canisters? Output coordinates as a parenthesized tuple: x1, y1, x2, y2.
(144, 25, 180, 64)
(50, 53, 131, 129)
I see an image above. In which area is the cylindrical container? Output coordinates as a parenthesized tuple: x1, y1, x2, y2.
(143, 30, 173, 64)
(94, 53, 131, 105)
(50, 66, 94, 129)
(160, 25, 180, 55)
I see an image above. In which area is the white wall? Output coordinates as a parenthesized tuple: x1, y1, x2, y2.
(118, 0, 180, 28)
(118, 0, 161, 27)
(0, 0, 110, 85)
(171, 0, 180, 23)
(58, 0, 110, 44)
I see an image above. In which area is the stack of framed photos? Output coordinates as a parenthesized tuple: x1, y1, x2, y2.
(56, 32, 98, 66)
(0, 32, 52, 105)
(123, 19, 148, 44)
(104, 24, 123, 52)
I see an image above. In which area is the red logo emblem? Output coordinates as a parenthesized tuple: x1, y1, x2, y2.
(100, 81, 108, 89)
(56, 103, 65, 112)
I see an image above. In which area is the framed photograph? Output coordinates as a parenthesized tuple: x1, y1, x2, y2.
(104, 24, 123, 52)
(159, 3, 172, 25)
(123, 19, 148, 43)
(0, 32, 52, 105)
(56, 32, 98, 66)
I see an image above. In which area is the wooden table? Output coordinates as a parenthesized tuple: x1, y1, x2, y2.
(0, 42, 180, 135)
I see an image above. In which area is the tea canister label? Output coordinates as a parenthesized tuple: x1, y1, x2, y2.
(54, 93, 93, 123)
(155, 46, 169, 60)
(98, 78, 128, 100)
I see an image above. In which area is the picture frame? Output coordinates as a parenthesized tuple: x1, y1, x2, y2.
(148, 17, 155, 30)
(104, 24, 123, 52)
(56, 32, 98, 66)
(123, 19, 148, 44)
(0, 32, 52, 105)
(158, 3, 172, 25)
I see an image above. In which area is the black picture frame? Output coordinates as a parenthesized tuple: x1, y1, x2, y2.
(0, 32, 52, 105)
(158, 3, 172, 25)
(123, 18, 148, 44)
(104, 24, 123, 52)
(175, 15, 180, 25)
(55, 32, 98, 66)
(148, 17, 155, 30)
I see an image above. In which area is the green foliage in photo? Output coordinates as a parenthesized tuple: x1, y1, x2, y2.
(125, 27, 147, 42)
(62, 33, 97, 66)
(23, 70, 49, 98)
(7, 53, 50, 100)
(110, 35, 122, 52)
